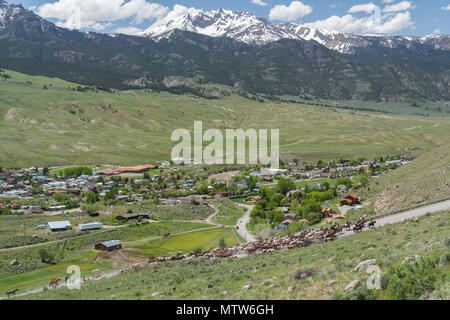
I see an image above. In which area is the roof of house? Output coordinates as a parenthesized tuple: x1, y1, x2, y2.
(47, 221, 72, 229)
(101, 240, 121, 247)
(78, 222, 103, 228)
(100, 164, 156, 175)
(119, 213, 148, 219)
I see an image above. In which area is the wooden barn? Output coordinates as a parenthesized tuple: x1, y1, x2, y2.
(95, 240, 122, 252)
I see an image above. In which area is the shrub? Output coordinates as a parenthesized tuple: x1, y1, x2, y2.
(382, 256, 444, 300)
(293, 267, 318, 280)
(339, 287, 376, 300)
(38, 249, 55, 263)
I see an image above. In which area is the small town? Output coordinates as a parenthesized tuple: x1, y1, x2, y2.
(0, 0, 448, 307)
(1, 154, 425, 299)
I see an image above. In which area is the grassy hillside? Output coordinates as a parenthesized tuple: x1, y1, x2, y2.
(364, 144, 450, 214)
(18, 210, 450, 300)
(1, 69, 449, 167)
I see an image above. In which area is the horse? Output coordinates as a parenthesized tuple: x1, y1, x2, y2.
(49, 278, 61, 288)
(335, 225, 344, 234)
(368, 220, 377, 229)
(345, 222, 351, 231)
(6, 289, 19, 297)
(353, 224, 363, 232)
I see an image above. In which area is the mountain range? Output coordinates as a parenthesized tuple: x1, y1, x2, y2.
(140, 8, 450, 55)
(0, 0, 449, 103)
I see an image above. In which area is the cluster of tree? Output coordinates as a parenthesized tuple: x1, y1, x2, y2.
(51, 193, 79, 209)
(56, 166, 93, 178)
(250, 179, 340, 228)
(0, 206, 12, 215)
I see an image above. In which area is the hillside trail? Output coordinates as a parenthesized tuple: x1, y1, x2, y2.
(205, 204, 219, 225)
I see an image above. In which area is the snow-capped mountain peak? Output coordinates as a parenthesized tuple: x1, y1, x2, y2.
(138, 8, 372, 53)
(139, 8, 296, 45)
(138, 8, 449, 55)
(0, 0, 25, 29)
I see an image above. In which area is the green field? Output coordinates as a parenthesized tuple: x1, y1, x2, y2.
(125, 227, 241, 256)
(1, 69, 449, 167)
(0, 221, 212, 279)
(0, 251, 107, 296)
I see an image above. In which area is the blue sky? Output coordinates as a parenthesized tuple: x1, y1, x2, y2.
(8, 0, 450, 36)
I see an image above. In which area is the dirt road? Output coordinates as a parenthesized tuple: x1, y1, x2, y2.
(236, 204, 257, 242)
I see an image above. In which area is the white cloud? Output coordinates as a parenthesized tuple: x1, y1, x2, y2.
(442, 4, 450, 11)
(147, 4, 202, 29)
(348, 2, 378, 14)
(36, 0, 169, 30)
(251, 0, 268, 6)
(269, 1, 313, 22)
(433, 28, 441, 34)
(114, 27, 144, 35)
(383, 1, 413, 13)
(306, 10, 414, 35)
(381, 0, 395, 3)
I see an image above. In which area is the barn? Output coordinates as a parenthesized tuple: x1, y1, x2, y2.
(78, 222, 103, 231)
(46, 221, 72, 232)
(117, 213, 149, 221)
(95, 240, 122, 252)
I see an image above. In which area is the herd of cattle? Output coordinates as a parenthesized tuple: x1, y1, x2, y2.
(149, 226, 354, 263)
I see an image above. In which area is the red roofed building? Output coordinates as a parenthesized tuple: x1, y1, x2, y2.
(340, 194, 361, 206)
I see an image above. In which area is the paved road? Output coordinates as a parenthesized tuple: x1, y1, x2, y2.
(236, 204, 257, 242)
(339, 199, 450, 238)
(236, 200, 450, 242)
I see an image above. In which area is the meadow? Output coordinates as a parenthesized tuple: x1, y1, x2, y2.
(362, 144, 450, 214)
(1, 69, 449, 167)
